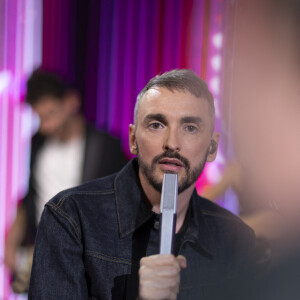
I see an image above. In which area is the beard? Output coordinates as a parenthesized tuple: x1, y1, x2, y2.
(137, 146, 209, 194)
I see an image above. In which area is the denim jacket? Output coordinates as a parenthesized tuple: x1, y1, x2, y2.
(29, 159, 255, 299)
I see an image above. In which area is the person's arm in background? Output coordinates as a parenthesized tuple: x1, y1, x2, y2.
(5, 205, 27, 271)
(202, 162, 241, 201)
(203, 162, 283, 240)
(29, 203, 88, 299)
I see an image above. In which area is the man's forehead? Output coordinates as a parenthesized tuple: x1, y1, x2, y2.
(136, 86, 214, 131)
(143, 87, 162, 98)
(142, 86, 190, 99)
(139, 87, 209, 115)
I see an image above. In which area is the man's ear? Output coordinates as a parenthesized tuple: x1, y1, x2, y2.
(207, 132, 220, 162)
(129, 124, 137, 155)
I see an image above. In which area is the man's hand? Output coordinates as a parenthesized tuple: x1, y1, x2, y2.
(138, 254, 187, 300)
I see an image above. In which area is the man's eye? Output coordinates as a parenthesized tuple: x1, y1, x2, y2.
(149, 122, 163, 129)
(185, 125, 198, 133)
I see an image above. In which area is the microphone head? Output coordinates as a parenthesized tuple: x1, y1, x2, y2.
(160, 173, 178, 213)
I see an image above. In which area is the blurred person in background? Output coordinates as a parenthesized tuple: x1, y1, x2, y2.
(203, 161, 283, 241)
(221, 0, 300, 298)
(206, 0, 300, 245)
(4, 69, 127, 293)
(230, 0, 300, 250)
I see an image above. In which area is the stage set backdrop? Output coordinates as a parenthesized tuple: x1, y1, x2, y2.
(0, 0, 235, 297)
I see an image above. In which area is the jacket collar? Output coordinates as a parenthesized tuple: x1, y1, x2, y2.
(180, 190, 216, 256)
(114, 159, 154, 238)
(114, 159, 216, 256)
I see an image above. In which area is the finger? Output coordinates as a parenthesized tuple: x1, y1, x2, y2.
(176, 255, 187, 269)
(140, 254, 177, 267)
(170, 277, 180, 294)
(142, 275, 180, 289)
(139, 265, 180, 281)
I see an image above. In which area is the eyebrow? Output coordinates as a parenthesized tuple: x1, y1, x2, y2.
(143, 113, 168, 125)
(142, 114, 204, 127)
(180, 116, 204, 125)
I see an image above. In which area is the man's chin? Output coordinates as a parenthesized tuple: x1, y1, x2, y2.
(152, 169, 191, 193)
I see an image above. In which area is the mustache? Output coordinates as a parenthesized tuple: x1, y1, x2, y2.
(152, 150, 190, 170)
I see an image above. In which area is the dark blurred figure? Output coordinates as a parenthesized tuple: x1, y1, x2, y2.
(5, 69, 127, 293)
(223, 0, 300, 298)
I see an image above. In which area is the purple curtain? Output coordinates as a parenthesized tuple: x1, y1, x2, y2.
(41, 0, 216, 157)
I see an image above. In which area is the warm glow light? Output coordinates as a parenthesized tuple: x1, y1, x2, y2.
(206, 163, 222, 183)
(214, 98, 221, 118)
(211, 55, 222, 72)
(212, 32, 223, 49)
(0, 71, 11, 94)
(210, 77, 220, 95)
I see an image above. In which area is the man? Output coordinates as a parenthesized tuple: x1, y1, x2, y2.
(5, 69, 127, 293)
(29, 69, 256, 299)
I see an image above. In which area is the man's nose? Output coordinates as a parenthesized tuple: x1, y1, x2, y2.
(163, 128, 181, 152)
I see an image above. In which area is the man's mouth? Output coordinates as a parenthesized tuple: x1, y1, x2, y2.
(159, 158, 183, 167)
(158, 158, 184, 172)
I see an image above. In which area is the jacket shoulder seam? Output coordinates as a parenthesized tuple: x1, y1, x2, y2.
(85, 249, 132, 265)
(54, 189, 115, 208)
(47, 202, 82, 241)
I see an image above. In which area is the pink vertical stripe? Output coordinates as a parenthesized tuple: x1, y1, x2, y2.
(0, 0, 42, 297)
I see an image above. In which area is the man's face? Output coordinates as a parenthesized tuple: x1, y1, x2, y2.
(129, 87, 219, 194)
(32, 96, 74, 137)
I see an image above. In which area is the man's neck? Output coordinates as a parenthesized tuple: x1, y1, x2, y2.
(138, 170, 195, 233)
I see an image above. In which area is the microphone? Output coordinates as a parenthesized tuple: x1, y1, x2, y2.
(159, 173, 178, 254)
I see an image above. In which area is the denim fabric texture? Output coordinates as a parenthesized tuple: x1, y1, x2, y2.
(29, 159, 256, 299)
